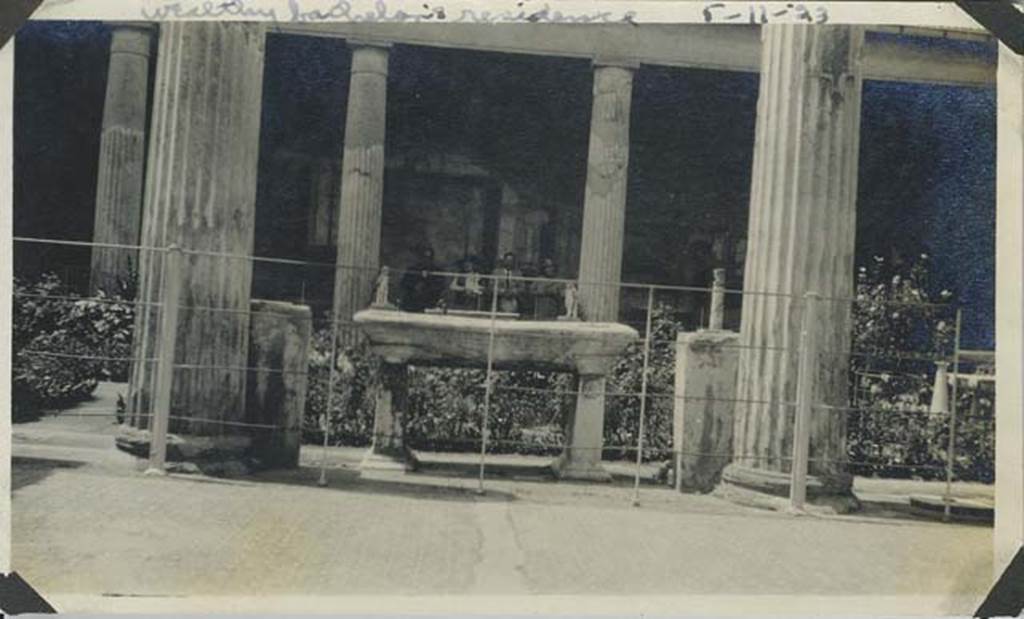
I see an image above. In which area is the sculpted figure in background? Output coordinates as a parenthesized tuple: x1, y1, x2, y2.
(371, 266, 395, 309)
(490, 251, 521, 314)
(400, 246, 445, 312)
(449, 256, 483, 310)
(534, 257, 562, 320)
(561, 281, 580, 321)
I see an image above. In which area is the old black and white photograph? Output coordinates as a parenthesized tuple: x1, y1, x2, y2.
(3, 1, 1023, 614)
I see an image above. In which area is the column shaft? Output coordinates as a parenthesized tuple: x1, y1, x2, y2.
(90, 24, 154, 295)
(128, 22, 266, 437)
(556, 62, 634, 481)
(333, 44, 389, 343)
(555, 374, 613, 481)
(361, 363, 416, 470)
(726, 25, 864, 495)
(577, 63, 634, 323)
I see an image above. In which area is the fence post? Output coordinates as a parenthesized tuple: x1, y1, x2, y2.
(318, 295, 342, 488)
(708, 268, 726, 330)
(632, 285, 656, 507)
(477, 276, 500, 495)
(790, 291, 820, 511)
(145, 245, 182, 476)
(943, 308, 963, 521)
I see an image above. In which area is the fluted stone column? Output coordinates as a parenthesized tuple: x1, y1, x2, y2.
(333, 43, 389, 344)
(555, 61, 635, 481)
(721, 25, 864, 505)
(127, 23, 266, 444)
(89, 24, 155, 295)
(577, 61, 635, 323)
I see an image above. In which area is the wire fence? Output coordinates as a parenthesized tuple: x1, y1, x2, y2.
(11, 236, 995, 514)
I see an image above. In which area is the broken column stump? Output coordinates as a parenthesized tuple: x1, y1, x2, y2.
(118, 299, 312, 473)
(673, 330, 739, 492)
(246, 300, 312, 469)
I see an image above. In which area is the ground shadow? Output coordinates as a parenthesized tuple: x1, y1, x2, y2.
(12, 456, 85, 491)
(233, 465, 518, 504)
(813, 496, 995, 529)
(409, 455, 667, 488)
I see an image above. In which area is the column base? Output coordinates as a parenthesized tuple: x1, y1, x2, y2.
(359, 445, 419, 473)
(550, 452, 612, 482)
(115, 425, 254, 476)
(115, 424, 251, 461)
(715, 463, 860, 514)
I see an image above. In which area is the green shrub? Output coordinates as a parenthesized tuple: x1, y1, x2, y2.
(301, 332, 378, 446)
(405, 367, 574, 455)
(302, 309, 681, 460)
(603, 305, 682, 461)
(302, 326, 576, 455)
(847, 254, 993, 482)
(302, 256, 993, 483)
(15, 330, 101, 404)
(12, 273, 136, 419)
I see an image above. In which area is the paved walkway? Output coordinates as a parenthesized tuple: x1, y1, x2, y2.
(10, 384, 996, 614)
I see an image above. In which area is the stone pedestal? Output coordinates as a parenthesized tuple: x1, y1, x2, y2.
(361, 363, 417, 471)
(723, 25, 864, 503)
(553, 374, 612, 481)
(333, 43, 390, 345)
(127, 23, 266, 439)
(90, 24, 155, 295)
(673, 330, 739, 492)
(246, 300, 312, 469)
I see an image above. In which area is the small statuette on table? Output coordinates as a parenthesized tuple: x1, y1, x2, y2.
(558, 282, 580, 321)
(371, 266, 397, 310)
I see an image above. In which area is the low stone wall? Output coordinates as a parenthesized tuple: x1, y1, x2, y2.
(673, 329, 739, 492)
(246, 299, 312, 469)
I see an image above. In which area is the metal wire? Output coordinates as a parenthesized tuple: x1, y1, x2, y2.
(477, 280, 501, 494)
(14, 236, 985, 491)
(944, 309, 963, 520)
(16, 349, 157, 363)
(14, 235, 959, 308)
(632, 286, 655, 506)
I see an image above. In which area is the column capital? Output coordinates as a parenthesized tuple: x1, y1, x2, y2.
(109, 22, 156, 57)
(111, 21, 158, 31)
(592, 56, 640, 71)
(347, 39, 393, 51)
(348, 41, 390, 77)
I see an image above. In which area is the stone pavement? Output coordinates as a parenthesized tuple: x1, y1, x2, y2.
(10, 385, 996, 614)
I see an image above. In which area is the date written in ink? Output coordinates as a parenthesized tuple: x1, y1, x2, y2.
(702, 3, 829, 24)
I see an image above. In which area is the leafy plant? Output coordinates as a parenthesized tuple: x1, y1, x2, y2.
(12, 273, 136, 420)
(301, 254, 994, 483)
(847, 254, 993, 482)
(302, 329, 379, 446)
(302, 329, 575, 456)
(603, 304, 682, 461)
